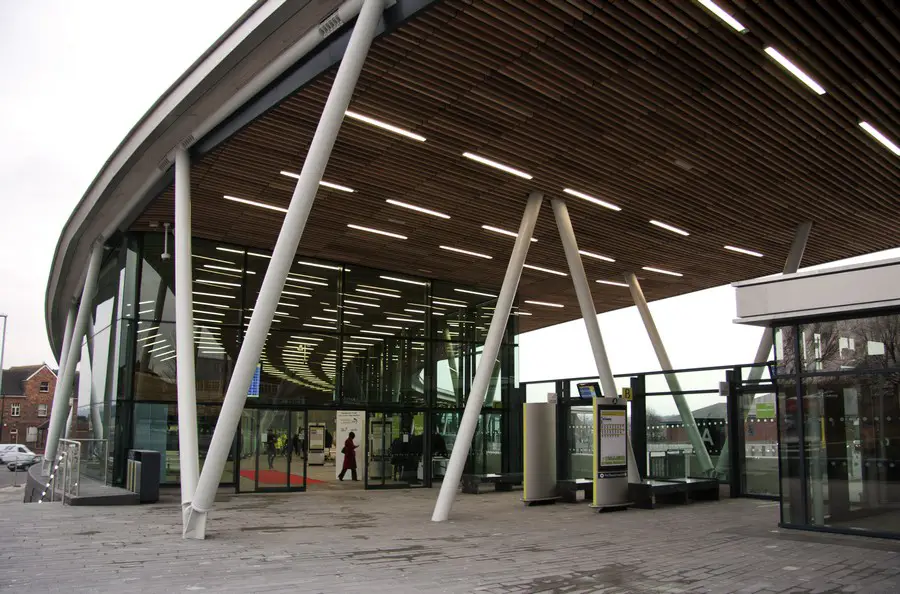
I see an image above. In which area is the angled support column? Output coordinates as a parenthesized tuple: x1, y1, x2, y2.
(552, 198, 640, 483)
(45, 241, 104, 472)
(66, 316, 101, 440)
(432, 192, 543, 522)
(184, 0, 386, 539)
(58, 304, 76, 441)
(624, 272, 715, 475)
(175, 147, 200, 524)
(715, 221, 812, 477)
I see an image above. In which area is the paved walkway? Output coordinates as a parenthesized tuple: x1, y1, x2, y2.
(1, 485, 899, 593)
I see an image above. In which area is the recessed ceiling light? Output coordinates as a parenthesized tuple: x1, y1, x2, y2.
(344, 299, 380, 308)
(361, 329, 396, 336)
(193, 254, 236, 265)
(303, 323, 336, 330)
(386, 199, 449, 219)
(481, 225, 538, 242)
(203, 264, 253, 275)
(512, 311, 532, 316)
(404, 308, 425, 314)
(372, 324, 403, 330)
(523, 264, 568, 277)
(357, 288, 401, 298)
(524, 300, 564, 308)
(578, 250, 615, 263)
(280, 170, 355, 192)
(462, 152, 532, 179)
(380, 275, 427, 286)
(764, 47, 826, 95)
(440, 245, 492, 259)
(596, 279, 629, 288)
(642, 266, 683, 277)
(311, 316, 337, 323)
(697, 0, 748, 33)
(454, 288, 497, 298)
(563, 188, 621, 211)
(215, 247, 245, 256)
(297, 260, 341, 270)
(724, 245, 764, 257)
(224, 195, 287, 213)
(281, 290, 312, 298)
(433, 300, 465, 308)
(347, 224, 407, 239)
(193, 301, 230, 309)
(649, 220, 690, 236)
(859, 122, 900, 156)
(136, 326, 160, 334)
(344, 110, 426, 142)
(388, 317, 424, 324)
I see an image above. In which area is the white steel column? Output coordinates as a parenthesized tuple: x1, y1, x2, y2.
(184, 0, 385, 539)
(175, 147, 200, 522)
(57, 306, 77, 443)
(551, 198, 640, 483)
(624, 271, 715, 475)
(432, 192, 543, 522)
(66, 316, 101, 440)
(714, 221, 812, 476)
(45, 241, 104, 472)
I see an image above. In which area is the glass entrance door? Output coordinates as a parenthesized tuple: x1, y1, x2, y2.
(238, 409, 307, 492)
(366, 411, 426, 488)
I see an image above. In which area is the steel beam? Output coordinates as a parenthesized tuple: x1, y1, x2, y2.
(552, 198, 641, 483)
(183, 0, 386, 539)
(432, 192, 543, 522)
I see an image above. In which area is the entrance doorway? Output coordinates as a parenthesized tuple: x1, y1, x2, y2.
(365, 411, 426, 488)
(237, 409, 307, 492)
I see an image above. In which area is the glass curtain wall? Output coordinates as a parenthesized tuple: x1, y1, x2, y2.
(775, 313, 900, 538)
(110, 232, 517, 488)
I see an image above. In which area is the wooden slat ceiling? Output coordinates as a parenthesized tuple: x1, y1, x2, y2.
(134, 0, 900, 333)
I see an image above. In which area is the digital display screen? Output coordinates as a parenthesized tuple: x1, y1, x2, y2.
(577, 382, 601, 399)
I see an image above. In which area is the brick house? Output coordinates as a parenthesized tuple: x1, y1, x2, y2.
(0, 364, 58, 452)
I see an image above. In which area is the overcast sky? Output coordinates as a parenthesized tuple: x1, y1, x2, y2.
(0, 0, 254, 368)
(1, 1, 898, 408)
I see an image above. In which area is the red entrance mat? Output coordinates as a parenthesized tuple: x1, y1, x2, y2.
(239, 469, 326, 485)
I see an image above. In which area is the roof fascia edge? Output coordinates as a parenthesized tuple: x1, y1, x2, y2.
(44, 0, 355, 357)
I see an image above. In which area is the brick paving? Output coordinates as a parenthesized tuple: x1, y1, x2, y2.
(1, 485, 899, 593)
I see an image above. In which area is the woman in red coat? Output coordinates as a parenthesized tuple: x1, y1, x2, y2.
(338, 431, 358, 481)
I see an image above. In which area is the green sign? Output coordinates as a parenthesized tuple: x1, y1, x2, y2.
(756, 403, 775, 419)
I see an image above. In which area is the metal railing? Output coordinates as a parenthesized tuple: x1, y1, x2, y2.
(58, 439, 81, 500)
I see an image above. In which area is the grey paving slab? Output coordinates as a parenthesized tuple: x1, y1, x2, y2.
(0, 485, 898, 593)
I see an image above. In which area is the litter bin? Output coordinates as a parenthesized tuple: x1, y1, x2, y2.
(126, 450, 160, 503)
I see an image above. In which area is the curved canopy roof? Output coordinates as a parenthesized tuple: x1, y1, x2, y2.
(50, 0, 900, 344)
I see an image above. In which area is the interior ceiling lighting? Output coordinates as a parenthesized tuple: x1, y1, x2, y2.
(440, 245, 492, 259)
(859, 122, 900, 156)
(524, 300, 564, 308)
(159, 354, 177, 362)
(481, 225, 538, 242)
(297, 260, 341, 270)
(215, 247, 245, 256)
(136, 326, 160, 334)
(697, 0, 748, 33)
(193, 254, 236, 265)
(344, 110, 426, 142)
(379, 275, 427, 286)
(311, 316, 337, 322)
(361, 329, 395, 336)
(344, 311, 364, 316)
(596, 279, 629, 288)
(344, 299, 380, 308)
(196, 279, 241, 288)
(562, 188, 621, 211)
(764, 47, 826, 96)
(512, 311, 532, 316)
(204, 264, 253, 275)
(642, 266, 684, 277)
(194, 301, 230, 309)
(280, 170, 355, 192)
(224, 195, 288, 213)
(454, 288, 497, 298)
(724, 245, 764, 257)
(388, 317, 424, 324)
(433, 300, 465, 308)
(386, 199, 449, 219)
(194, 291, 235, 299)
(138, 309, 154, 315)
(523, 264, 568, 277)
(462, 152, 532, 179)
(281, 290, 312, 298)
(579, 250, 615, 263)
(404, 308, 425, 314)
(649, 220, 690, 236)
(373, 324, 403, 330)
(347, 224, 407, 239)
(303, 323, 337, 330)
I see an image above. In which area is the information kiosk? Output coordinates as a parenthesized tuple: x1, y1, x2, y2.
(579, 382, 631, 511)
(307, 423, 326, 466)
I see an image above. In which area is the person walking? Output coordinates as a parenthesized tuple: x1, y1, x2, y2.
(338, 431, 358, 481)
(266, 430, 276, 470)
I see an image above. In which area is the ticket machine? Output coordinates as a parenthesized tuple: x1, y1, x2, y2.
(578, 382, 631, 511)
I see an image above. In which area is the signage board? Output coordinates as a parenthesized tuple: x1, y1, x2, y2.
(577, 382, 601, 399)
(247, 365, 261, 398)
(621, 387, 633, 401)
(599, 409, 627, 467)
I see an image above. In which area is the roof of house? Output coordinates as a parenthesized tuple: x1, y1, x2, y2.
(1, 364, 55, 396)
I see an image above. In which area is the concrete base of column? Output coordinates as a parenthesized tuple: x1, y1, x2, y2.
(183, 507, 207, 540)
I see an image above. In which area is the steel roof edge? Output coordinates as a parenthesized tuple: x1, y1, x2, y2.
(43, 0, 342, 357)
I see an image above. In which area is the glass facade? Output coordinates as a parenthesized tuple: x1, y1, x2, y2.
(87, 232, 519, 491)
(775, 313, 900, 538)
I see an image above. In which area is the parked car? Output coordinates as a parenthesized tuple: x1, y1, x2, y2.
(1, 445, 39, 468)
